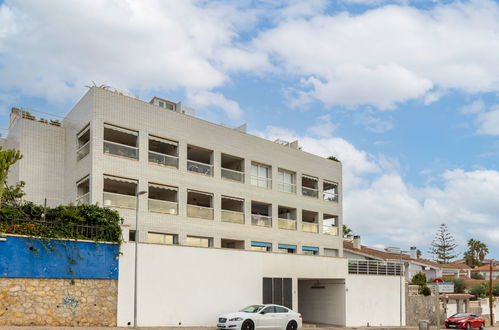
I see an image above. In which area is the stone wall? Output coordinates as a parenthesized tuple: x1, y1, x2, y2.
(406, 295, 446, 326)
(0, 278, 117, 326)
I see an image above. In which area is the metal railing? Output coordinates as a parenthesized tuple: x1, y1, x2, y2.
(76, 193, 90, 205)
(278, 218, 297, 230)
(221, 168, 244, 182)
(251, 214, 272, 227)
(148, 151, 179, 168)
(103, 192, 136, 209)
(221, 210, 244, 224)
(250, 176, 272, 189)
(148, 199, 178, 215)
(278, 182, 296, 193)
(77, 142, 90, 161)
(323, 226, 339, 236)
(187, 160, 213, 176)
(187, 204, 213, 220)
(323, 191, 338, 202)
(348, 260, 403, 276)
(104, 141, 138, 159)
(302, 186, 318, 198)
(302, 222, 318, 233)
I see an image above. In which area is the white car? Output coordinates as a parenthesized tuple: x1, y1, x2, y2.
(217, 304, 302, 330)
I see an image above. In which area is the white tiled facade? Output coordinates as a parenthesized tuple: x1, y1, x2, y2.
(5, 87, 343, 256)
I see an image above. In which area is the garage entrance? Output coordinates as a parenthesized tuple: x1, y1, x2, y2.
(298, 279, 346, 326)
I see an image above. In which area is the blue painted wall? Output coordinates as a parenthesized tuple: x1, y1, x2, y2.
(0, 236, 119, 279)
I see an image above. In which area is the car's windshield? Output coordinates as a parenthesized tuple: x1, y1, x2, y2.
(451, 313, 469, 318)
(240, 305, 265, 313)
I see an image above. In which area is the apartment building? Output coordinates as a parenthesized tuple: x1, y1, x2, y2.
(3, 87, 404, 327)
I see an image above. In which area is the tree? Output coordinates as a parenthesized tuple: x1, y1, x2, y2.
(429, 223, 458, 264)
(343, 224, 353, 238)
(0, 147, 22, 204)
(328, 155, 340, 162)
(416, 249, 422, 259)
(463, 239, 489, 268)
(471, 272, 485, 280)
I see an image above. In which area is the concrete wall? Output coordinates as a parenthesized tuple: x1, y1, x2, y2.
(0, 278, 117, 326)
(298, 279, 345, 325)
(345, 275, 405, 327)
(406, 295, 445, 326)
(117, 242, 347, 327)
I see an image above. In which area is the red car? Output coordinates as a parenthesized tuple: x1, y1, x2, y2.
(445, 313, 485, 329)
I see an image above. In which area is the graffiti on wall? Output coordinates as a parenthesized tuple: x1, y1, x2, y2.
(62, 296, 80, 316)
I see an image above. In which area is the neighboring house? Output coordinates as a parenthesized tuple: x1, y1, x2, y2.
(470, 265, 499, 279)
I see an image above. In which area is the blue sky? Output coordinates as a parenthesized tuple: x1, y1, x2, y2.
(0, 0, 498, 259)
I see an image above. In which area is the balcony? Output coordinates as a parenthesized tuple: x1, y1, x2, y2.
(302, 175, 319, 198)
(149, 135, 178, 168)
(221, 154, 245, 183)
(323, 226, 339, 236)
(251, 214, 272, 227)
(148, 199, 178, 215)
(187, 145, 213, 176)
(76, 193, 90, 205)
(187, 205, 214, 220)
(103, 192, 136, 209)
(221, 210, 244, 224)
(77, 124, 90, 161)
(323, 180, 339, 202)
(302, 222, 318, 233)
(76, 176, 90, 205)
(187, 160, 213, 176)
(278, 218, 297, 230)
(77, 142, 90, 161)
(302, 186, 318, 198)
(103, 124, 138, 160)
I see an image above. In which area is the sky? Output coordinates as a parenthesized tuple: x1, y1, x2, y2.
(0, 0, 498, 259)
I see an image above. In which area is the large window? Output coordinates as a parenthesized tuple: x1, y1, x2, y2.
(148, 135, 178, 168)
(76, 124, 90, 161)
(103, 175, 137, 209)
(103, 124, 138, 160)
(148, 183, 178, 215)
(148, 232, 177, 245)
(251, 162, 271, 188)
(278, 169, 296, 193)
(186, 236, 212, 248)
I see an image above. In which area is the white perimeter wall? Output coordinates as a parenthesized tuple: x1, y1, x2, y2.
(298, 280, 345, 325)
(118, 242, 347, 327)
(345, 275, 405, 327)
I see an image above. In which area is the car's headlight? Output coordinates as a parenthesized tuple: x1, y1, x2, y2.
(459, 320, 467, 323)
(229, 317, 243, 321)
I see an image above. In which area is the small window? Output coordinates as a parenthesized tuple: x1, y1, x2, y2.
(251, 241, 272, 252)
(148, 232, 177, 245)
(129, 230, 136, 242)
(278, 244, 296, 254)
(302, 246, 319, 255)
(186, 236, 212, 248)
(275, 306, 288, 313)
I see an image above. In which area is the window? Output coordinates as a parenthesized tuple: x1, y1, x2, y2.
(76, 176, 90, 205)
(324, 248, 339, 257)
(148, 183, 178, 215)
(221, 196, 244, 224)
(103, 175, 137, 209)
(129, 230, 136, 242)
(221, 239, 244, 249)
(278, 169, 296, 193)
(302, 174, 318, 198)
(187, 145, 213, 176)
(275, 306, 289, 313)
(187, 190, 213, 220)
(103, 124, 138, 159)
(302, 210, 318, 233)
(76, 124, 90, 161)
(251, 201, 272, 227)
(261, 306, 276, 314)
(302, 246, 319, 255)
(148, 232, 177, 245)
(148, 135, 178, 168)
(278, 206, 296, 230)
(323, 180, 338, 202)
(251, 241, 272, 252)
(251, 163, 271, 188)
(278, 244, 296, 254)
(186, 236, 212, 248)
(221, 154, 245, 182)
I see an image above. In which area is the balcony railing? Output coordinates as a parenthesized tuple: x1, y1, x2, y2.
(348, 260, 403, 276)
(76, 193, 90, 205)
(187, 204, 213, 220)
(323, 226, 339, 236)
(77, 142, 90, 161)
(302, 222, 318, 233)
(187, 160, 213, 176)
(302, 186, 318, 198)
(251, 214, 272, 227)
(323, 191, 338, 202)
(278, 218, 297, 230)
(149, 151, 179, 168)
(104, 141, 138, 159)
(148, 199, 178, 215)
(278, 182, 296, 193)
(103, 192, 136, 209)
(221, 168, 244, 182)
(250, 176, 272, 189)
(221, 210, 244, 224)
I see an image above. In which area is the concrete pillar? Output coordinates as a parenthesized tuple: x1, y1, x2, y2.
(292, 277, 299, 312)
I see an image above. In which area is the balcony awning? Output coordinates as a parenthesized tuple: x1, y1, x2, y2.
(302, 174, 318, 181)
(221, 195, 244, 202)
(76, 175, 89, 186)
(187, 189, 213, 197)
(103, 175, 137, 184)
(77, 125, 90, 138)
(251, 241, 272, 248)
(278, 244, 297, 250)
(149, 183, 177, 191)
(149, 135, 178, 146)
(302, 246, 319, 252)
(104, 123, 138, 136)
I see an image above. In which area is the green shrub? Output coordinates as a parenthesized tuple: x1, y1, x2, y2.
(411, 272, 428, 286)
(471, 272, 485, 280)
(420, 285, 432, 296)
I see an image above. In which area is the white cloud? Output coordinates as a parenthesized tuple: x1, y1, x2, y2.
(187, 90, 243, 120)
(461, 99, 485, 114)
(307, 114, 335, 137)
(252, 0, 499, 109)
(476, 105, 499, 136)
(355, 109, 393, 133)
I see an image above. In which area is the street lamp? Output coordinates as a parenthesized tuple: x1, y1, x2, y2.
(133, 190, 147, 328)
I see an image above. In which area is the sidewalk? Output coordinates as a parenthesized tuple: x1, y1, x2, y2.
(0, 326, 497, 330)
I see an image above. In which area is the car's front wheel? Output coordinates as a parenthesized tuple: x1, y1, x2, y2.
(479, 322, 484, 329)
(286, 321, 298, 330)
(466, 323, 471, 330)
(241, 320, 254, 330)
